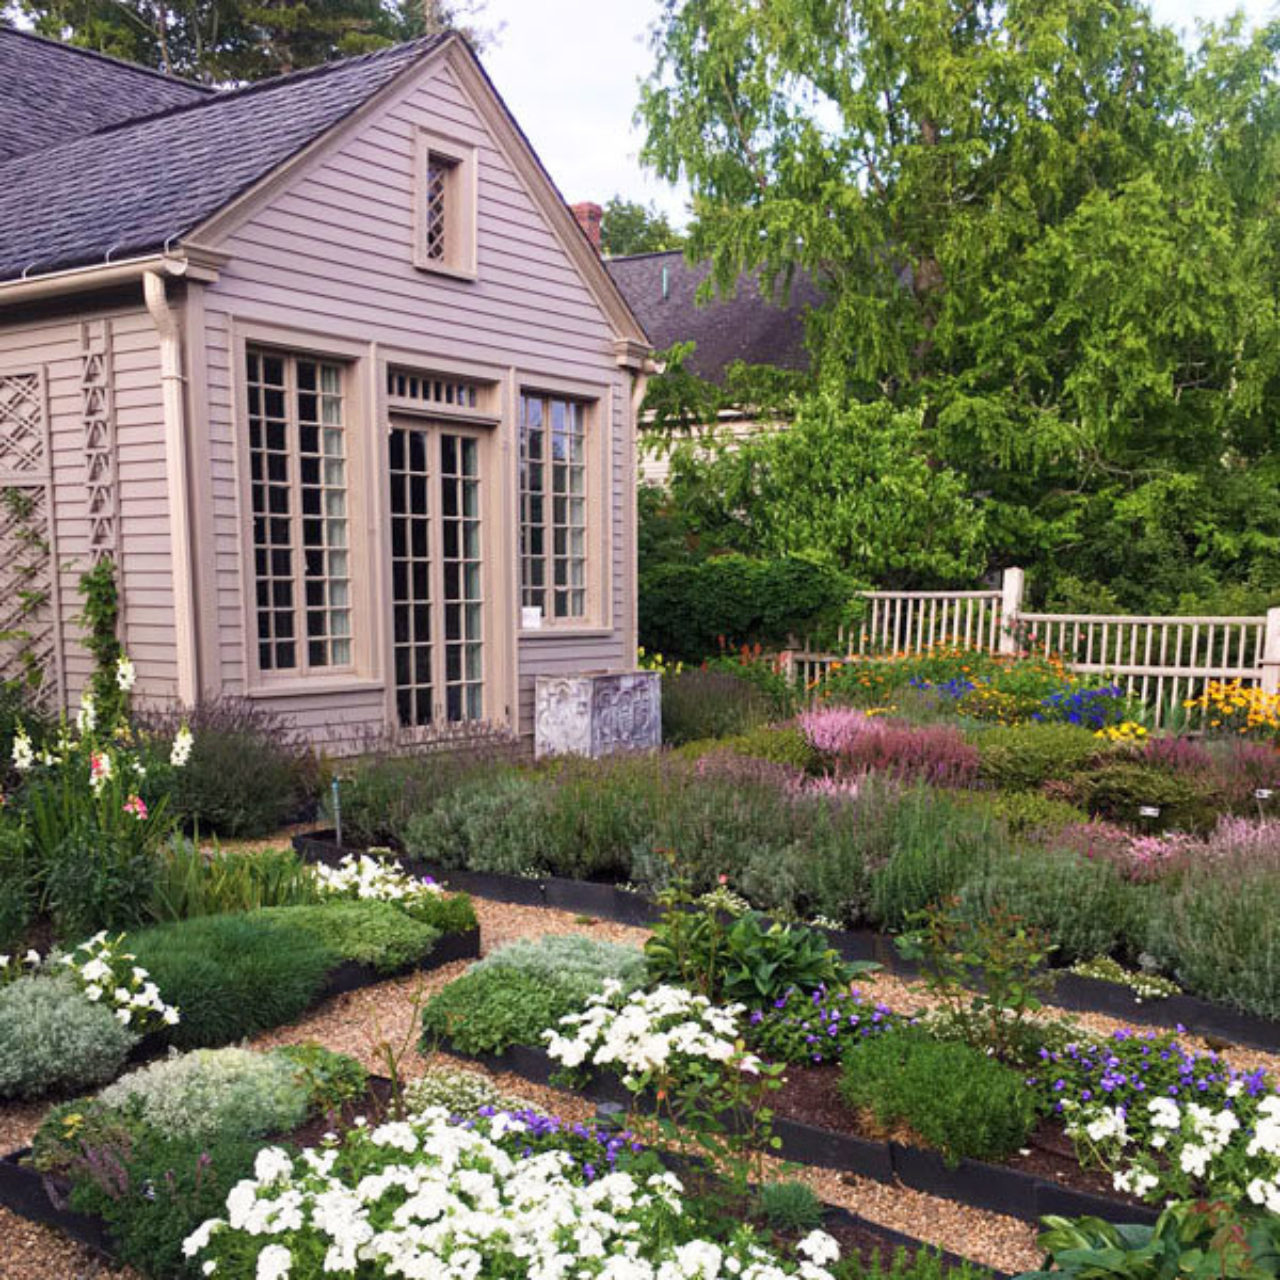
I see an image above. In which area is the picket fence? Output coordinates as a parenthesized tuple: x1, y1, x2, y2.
(785, 569, 1280, 727)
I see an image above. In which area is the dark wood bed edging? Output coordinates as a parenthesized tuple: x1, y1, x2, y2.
(294, 830, 1280, 1054)
(430, 1038, 1160, 1231)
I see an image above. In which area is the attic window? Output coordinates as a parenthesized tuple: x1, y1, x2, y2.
(415, 130, 476, 278)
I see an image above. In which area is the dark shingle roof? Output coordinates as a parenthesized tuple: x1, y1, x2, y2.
(0, 32, 448, 283)
(605, 250, 821, 383)
(0, 26, 211, 166)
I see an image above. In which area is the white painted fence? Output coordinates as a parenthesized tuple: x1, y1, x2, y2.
(786, 569, 1280, 726)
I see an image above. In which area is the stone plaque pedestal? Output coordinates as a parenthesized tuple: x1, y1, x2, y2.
(534, 671, 661, 760)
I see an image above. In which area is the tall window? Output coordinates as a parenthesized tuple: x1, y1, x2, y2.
(414, 131, 476, 276)
(519, 393, 587, 621)
(422, 153, 455, 264)
(247, 349, 351, 673)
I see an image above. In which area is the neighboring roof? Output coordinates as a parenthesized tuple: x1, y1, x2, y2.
(0, 25, 211, 166)
(605, 250, 822, 383)
(0, 32, 448, 282)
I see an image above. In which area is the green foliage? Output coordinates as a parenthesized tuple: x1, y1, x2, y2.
(660, 667, 779, 745)
(964, 789, 1091, 837)
(0, 816, 31, 949)
(1024, 1202, 1280, 1280)
(400, 885, 478, 935)
(645, 886, 858, 1007)
(639, 553, 855, 663)
(758, 1180, 823, 1232)
(837, 1249, 992, 1280)
(420, 967, 575, 1056)
(148, 841, 319, 922)
(78, 557, 126, 732)
(69, 1127, 261, 1279)
(600, 196, 683, 256)
(126, 911, 336, 1049)
(975, 724, 1103, 791)
(404, 1065, 527, 1115)
(666, 397, 987, 587)
(639, 0, 1280, 607)
(255, 901, 440, 974)
(898, 899, 1056, 1064)
(0, 974, 138, 1100)
(469, 933, 647, 1004)
(275, 1042, 369, 1113)
(839, 1030, 1039, 1165)
(957, 849, 1132, 966)
(95, 1047, 310, 1142)
(141, 699, 321, 838)
(1143, 864, 1280, 1019)
(698, 724, 818, 771)
(1068, 761, 1216, 833)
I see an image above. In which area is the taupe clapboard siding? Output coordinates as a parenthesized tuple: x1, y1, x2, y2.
(0, 304, 177, 706)
(197, 52, 635, 739)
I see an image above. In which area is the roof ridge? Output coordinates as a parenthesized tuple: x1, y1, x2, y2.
(0, 22, 213, 92)
(605, 248, 687, 264)
(81, 31, 451, 142)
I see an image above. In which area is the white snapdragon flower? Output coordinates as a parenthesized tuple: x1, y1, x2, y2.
(11, 727, 34, 772)
(116, 654, 137, 692)
(170, 725, 195, 768)
(76, 691, 97, 734)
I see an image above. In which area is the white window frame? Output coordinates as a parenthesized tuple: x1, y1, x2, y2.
(413, 128, 478, 279)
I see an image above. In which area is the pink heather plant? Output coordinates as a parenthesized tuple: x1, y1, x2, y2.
(799, 708, 980, 786)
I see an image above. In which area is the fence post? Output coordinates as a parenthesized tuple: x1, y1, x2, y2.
(998, 567, 1025, 656)
(1263, 607, 1280, 695)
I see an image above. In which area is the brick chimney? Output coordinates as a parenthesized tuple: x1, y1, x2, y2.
(570, 201, 603, 252)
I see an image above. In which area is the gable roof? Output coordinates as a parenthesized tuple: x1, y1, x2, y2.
(0, 26, 210, 166)
(606, 250, 821, 383)
(0, 32, 448, 283)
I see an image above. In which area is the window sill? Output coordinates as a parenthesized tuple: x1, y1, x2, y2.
(518, 627, 614, 641)
(245, 677, 384, 700)
(413, 261, 478, 283)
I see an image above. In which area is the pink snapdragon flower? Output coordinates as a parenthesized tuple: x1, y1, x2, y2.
(123, 794, 148, 821)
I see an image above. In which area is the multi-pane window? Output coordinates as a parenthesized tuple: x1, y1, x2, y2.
(247, 349, 351, 674)
(519, 394, 587, 621)
(422, 153, 455, 263)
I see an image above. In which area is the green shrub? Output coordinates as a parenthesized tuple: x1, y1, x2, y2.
(867, 787, 1006, 931)
(0, 974, 139, 1100)
(402, 770, 548, 874)
(964, 789, 1090, 837)
(405, 1065, 528, 1115)
(1143, 864, 1280, 1019)
(758, 1180, 823, 1232)
(661, 667, 778, 744)
(96, 1047, 309, 1141)
(838, 1030, 1039, 1164)
(714, 724, 818, 770)
(141, 698, 321, 838)
(974, 723, 1102, 791)
(275, 1042, 369, 1113)
(148, 841, 318, 922)
(126, 912, 336, 1049)
(420, 968, 576, 1056)
(256, 901, 440, 974)
(69, 1128, 261, 1279)
(958, 848, 1133, 964)
(401, 886, 478, 935)
(470, 933, 647, 1004)
(835, 1248, 991, 1280)
(1069, 761, 1217, 832)
(0, 817, 30, 949)
(639, 554, 853, 663)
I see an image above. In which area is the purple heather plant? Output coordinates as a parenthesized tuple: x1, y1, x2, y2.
(798, 709, 980, 786)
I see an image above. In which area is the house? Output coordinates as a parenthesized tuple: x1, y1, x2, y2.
(0, 27, 651, 746)
(604, 249, 820, 484)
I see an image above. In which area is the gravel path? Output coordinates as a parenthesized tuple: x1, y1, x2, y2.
(9, 887, 1274, 1277)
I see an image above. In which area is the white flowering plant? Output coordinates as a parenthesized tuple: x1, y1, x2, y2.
(312, 853, 442, 909)
(0, 947, 41, 987)
(544, 982, 787, 1194)
(56, 930, 180, 1034)
(183, 1110, 841, 1280)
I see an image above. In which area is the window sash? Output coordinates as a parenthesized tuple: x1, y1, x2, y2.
(519, 393, 587, 621)
(247, 349, 351, 675)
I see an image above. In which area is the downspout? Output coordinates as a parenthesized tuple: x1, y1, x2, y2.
(625, 360, 657, 666)
(143, 270, 199, 705)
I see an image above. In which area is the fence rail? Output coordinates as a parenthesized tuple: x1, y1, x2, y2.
(785, 570, 1280, 728)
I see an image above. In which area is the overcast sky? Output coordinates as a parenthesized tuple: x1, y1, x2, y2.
(477, 0, 1276, 225)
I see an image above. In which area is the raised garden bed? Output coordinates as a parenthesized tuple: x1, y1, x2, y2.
(295, 829, 1280, 1053)
(430, 1037, 1159, 1230)
(0, 1071, 1006, 1277)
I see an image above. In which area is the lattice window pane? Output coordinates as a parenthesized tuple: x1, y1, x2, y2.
(247, 349, 349, 674)
(423, 154, 455, 263)
(519, 394, 587, 621)
(390, 425, 434, 728)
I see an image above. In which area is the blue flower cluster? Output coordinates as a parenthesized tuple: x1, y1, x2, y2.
(908, 676, 977, 701)
(1027, 1026, 1272, 1130)
(749, 984, 902, 1065)
(1034, 685, 1126, 729)
(462, 1106, 646, 1182)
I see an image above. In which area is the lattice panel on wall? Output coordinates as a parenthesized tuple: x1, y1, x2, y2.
(81, 319, 119, 561)
(0, 367, 64, 709)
